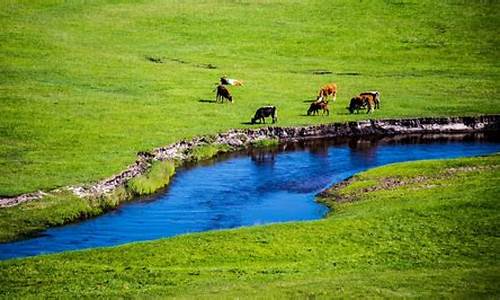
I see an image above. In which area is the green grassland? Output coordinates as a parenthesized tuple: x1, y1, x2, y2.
(1, 0, 499, 196)
(1, 155, 498, 298)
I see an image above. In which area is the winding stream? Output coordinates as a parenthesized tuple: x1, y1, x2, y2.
(1, 133, 499, 260)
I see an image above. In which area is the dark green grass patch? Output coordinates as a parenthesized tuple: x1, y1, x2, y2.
(1, 155, 498, 297)
(0, 0, 499, 195)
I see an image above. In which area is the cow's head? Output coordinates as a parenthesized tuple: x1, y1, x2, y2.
(348, 97, 357, 113)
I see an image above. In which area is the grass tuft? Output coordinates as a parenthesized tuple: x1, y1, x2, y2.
(127, 161, 175, 196)
(189, 144, 232, 162)
(251, 138, 279, 149)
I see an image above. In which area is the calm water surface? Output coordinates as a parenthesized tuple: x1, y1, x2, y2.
(0, 133, 498, 260)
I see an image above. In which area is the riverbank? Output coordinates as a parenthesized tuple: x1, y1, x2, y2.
(1, 154, 498, 297)
(0, 116, 498, 243)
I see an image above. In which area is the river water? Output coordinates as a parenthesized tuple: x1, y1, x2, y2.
(0, 133, 498, 260)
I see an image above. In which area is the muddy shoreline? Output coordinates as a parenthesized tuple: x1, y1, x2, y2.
(1, 115, 499, 208)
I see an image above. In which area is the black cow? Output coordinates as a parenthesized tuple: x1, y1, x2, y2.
(215, 84, 233, 103)
(251, 106, 277, 124)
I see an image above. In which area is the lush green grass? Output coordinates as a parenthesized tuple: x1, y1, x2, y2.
(1, 0, 499, 195)
(127, 160, 175, 195)
(1, 155, 498, 298)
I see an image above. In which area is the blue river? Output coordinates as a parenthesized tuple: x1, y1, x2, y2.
(0, 133, 498, 260)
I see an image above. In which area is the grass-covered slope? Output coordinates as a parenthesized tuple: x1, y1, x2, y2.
(1, 0, 499, 195)
(1, 155, 498, 298)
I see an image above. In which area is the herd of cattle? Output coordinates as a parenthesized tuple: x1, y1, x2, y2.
(214, 76, 381, 124)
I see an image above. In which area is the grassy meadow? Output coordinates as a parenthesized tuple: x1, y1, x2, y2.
(1, 155, 498, 297)
(1, 0, 499, 195)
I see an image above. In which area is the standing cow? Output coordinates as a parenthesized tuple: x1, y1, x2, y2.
(214, 84, 233, 103)
(360, 91, 380, 110)
(316, 83, 337, 102)
(251, 106, 278, 124)
(347, 96, 367, 114)
(307, 101, 329, 116)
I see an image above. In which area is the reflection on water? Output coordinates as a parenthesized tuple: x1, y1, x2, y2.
(0, 133, 498, 260)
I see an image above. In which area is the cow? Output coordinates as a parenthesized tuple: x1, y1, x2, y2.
(220, 76, 243, 86)
(360, 91, 380, 110)
(307, 100, 329, 116)
(348, 96, 368, 114)
(251, 106, 277, 124)
(214, 84, 233, 103)
(316, 83, 337, 103)
(360, 93, 379, 113)
(347, 91, 380, 114)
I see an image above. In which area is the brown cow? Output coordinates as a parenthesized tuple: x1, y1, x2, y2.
(347, 91, 380, 114)
(307, 100, 329, 116)
(360, 91, 380, 110)
(347, 96, 367, 114)
(214, 84, 233, 103)
(316, 83, 337, 102)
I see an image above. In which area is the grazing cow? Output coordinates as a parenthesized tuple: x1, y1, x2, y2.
(316, 83, 337, 102)
(360, 93, 378, 113)
(348, 96, 367, 114)
(251, 106, 277, 124)
(214, 84, 233, 103)
(347, 91, 380, 114)
(307, 100, 329, 116)
(360, 91, 380, 109)
(220, 76, 243, 86)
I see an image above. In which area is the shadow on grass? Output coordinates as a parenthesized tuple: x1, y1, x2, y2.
(303, 99, 316, 103)
(241, 122, 279, 125)
(199, 99, 217, 104)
